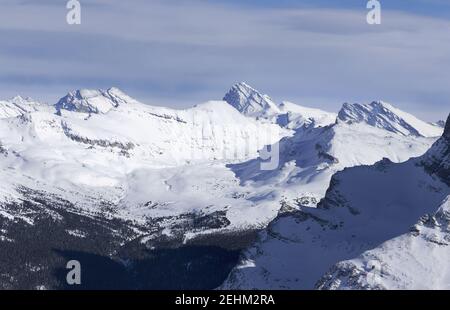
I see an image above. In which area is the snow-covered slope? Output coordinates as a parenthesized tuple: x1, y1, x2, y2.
(0, 88, 285, 235)
(317, 196, 450, 290)
(277, 101, 337, 129)
(0, 84, 447, 290)
(421, 115, 450, 186)
(338, 101, 442, 137)
(222, 114, 449, 290)
(225, 102, 440, 215)
(316, 114, 450, 290)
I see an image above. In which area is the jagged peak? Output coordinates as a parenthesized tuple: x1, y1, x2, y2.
(233, 82, 254, 91)
(223, 82, 280, 117)
(55, 87, 137, 115)
(433, 120, 445, 128)
(337, 100, 443, 138)
(338, 100, 391, 122)
(228, 82, 264, 96)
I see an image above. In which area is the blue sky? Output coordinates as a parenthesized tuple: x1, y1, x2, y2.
(0, 0, 449, 121)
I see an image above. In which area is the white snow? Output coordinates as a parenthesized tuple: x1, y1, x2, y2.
(223, 83, 337, 130)
(1, 85, 447, 290)
(338, 101, 443, 137)
(222, 120, 449, 290)
(278, 101, 337, 129)
(318, 196, 450, 290)
(0, 87, 285, 232)
(223, 82, 281, 118)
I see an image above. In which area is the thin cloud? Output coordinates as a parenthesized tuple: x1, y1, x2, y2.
(0, 0, 448, 121)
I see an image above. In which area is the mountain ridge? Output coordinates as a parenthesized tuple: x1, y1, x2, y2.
(222, 113, 449, 290)
(0, 84, 448, 289)
(337, 101, 442, 137)
(55, 87, 139, 115)
(316, 115, 450, 289)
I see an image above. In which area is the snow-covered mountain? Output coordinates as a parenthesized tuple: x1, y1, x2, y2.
(55, 87, 140, 115)
(0, 83, 446, 289)
(0, 87, 286, 233)
(317, 114, 450, 289)
(338, 101, 442, 137)
(0, 96, 43, 119)
(317, 197, 450, 290)
(222, 114, 449, 290)
(224, 100, 441, 215)
(223, 82, 281, 118)
(0, 86, 288, 289)
(223, 82, 337, 130)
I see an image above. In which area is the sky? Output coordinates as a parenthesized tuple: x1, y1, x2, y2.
(0, 0, 449, 121)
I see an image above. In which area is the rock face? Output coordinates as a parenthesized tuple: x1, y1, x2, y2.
(223, 82, 280, 118)
(421, 113, 450, 186)
(444, 114, 450, 140)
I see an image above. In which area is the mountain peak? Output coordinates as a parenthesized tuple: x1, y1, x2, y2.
(0, 95, 42, 119)
(337, 101, 442, 138)
(338, 100, 391, 122)
(223, 82, 280, 117)
(433, 120, 446, 128)
(55, 87, 137, 115)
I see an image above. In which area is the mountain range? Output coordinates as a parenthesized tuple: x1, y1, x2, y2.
(0, 83, 448, 289)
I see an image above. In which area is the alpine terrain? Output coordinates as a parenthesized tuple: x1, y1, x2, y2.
(0, 83, 447, 289)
